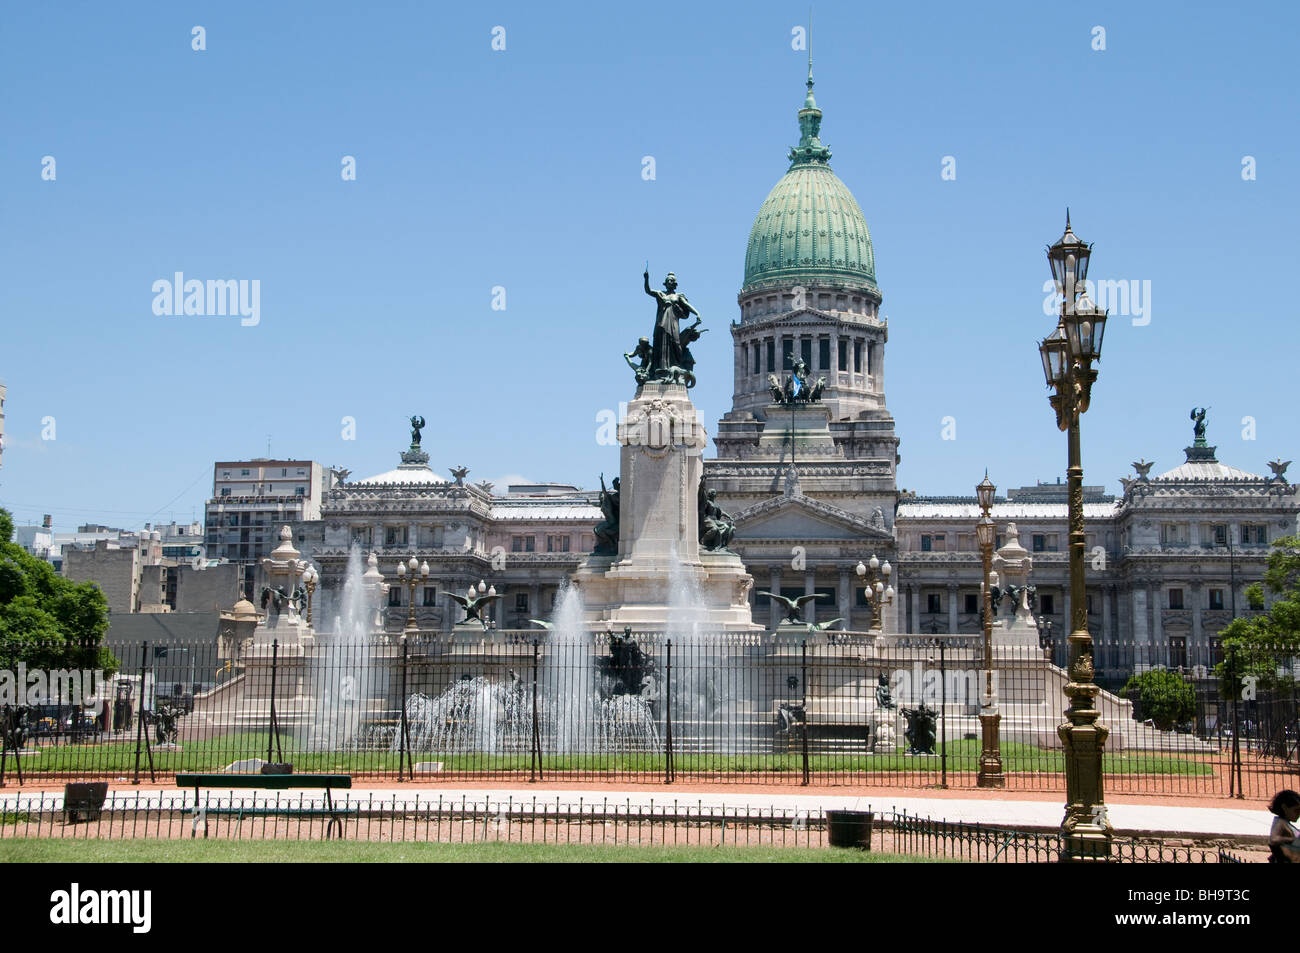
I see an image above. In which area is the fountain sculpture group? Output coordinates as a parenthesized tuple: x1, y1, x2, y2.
(193, 267, 1140, 764)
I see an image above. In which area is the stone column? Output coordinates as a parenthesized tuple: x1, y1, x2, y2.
(1151, 582, 1163, 667)
(770, 567, 782, 630)
(804, 571, 816, 623)
(874, 334, 885, 395)
(910, 586, 920, 635)
(1191, 580, 1203, 653)
(838, 569, 852, 630)
(947, 583, 959, 634)
(530, 583, 541, 622)
(1101, 585, 1112, 670)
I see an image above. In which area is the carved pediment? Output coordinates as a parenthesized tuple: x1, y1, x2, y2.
(732, 496, 894, 542)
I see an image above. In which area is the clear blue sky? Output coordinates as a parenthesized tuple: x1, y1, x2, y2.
(1, 1, 1295, 530)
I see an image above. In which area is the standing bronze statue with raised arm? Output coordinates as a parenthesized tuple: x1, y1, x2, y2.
(643, 269, 701, 380)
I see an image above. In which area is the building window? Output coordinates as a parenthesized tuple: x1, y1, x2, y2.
(1241, 524, 1267, 545)
(1168, 636, 1187, 670)
(964, 593, 978, 614)
(1032, 534, 1045, 552)
(423, 586, 437, 606)
(511, 535, 535, 553)
(1168, 588, 1184, 610)
(800, 338, 812, 367)
(1040, 595, 1055, 615)
(228, 514, 239, 528)
(1200, 523, 1229, 547)
(766, 339, 775, 373)
(854, 341, 862, 373)
(1210, 637, 1225, 666)
(547, 535, 570, 553)
(926, 593, 942, 614)
(1161, 523, 1188, 546)
(388, 587, 402, 607)
(296, 486, 305, 496)
(1209, 588, 1224, 610)
(515, 593, 529, 613)
(385, 526, 408, 546)
(1086, 594, 1095, 615)
(240, 469, 250, 476)
(752, 343, 761, 374)
(782, 338, 794, 368)
(220, 487, 231, 497)
(818, 337, 831, 371)
(281, 468, 287, 477)
(920, 534, 945, 552)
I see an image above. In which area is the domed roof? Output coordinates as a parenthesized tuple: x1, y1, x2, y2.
(743, 70, 877, 294)
(356, 463, 446, 486)
(355, 445, 445, 486)
(1154, 460, 1262, 482)
(230, 598, 259, 622)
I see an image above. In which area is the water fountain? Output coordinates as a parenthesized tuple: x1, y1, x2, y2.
(305, 545, 381, 751)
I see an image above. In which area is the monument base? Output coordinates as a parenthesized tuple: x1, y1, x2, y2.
(572, 549, 760, 631)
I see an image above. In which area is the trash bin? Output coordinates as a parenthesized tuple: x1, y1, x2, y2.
(64, 782, 109, 824)
(826, 810, 874, 850)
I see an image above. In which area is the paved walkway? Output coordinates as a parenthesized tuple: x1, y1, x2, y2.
(0, 784, 1272, 840)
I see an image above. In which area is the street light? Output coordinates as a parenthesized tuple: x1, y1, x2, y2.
(975, 472, 1003, 787)
(855, 555, 894, 634)
(300, 564, 319, 625)
(1038, 213, 1112, 861)
(396, 557, 429, 635)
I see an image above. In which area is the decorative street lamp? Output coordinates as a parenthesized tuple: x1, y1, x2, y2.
(854, 555, 894, 634)
(396, 556, 430, 635)
(1038, 213, 1112, 861)
(300, 564, 319, 626)
(975, 472, 1004, 787)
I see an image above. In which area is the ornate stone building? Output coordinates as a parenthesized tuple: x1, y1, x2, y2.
(292, 70, 1298, 679)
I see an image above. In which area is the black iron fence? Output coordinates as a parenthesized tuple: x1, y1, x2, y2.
(2, 633, 1297, 798)
(0, 793, 1255, 861)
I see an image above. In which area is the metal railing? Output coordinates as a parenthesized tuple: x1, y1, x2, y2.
(0, 794, 1256, 861)
(2, 634, 1296, 798)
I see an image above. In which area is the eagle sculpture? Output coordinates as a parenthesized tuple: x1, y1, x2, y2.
(449, 591, 502, 630)
(758, 591, 829, 625)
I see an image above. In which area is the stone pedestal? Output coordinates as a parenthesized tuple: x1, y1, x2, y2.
(992, 522, 1041, 653)
(573, 381, 759, 630)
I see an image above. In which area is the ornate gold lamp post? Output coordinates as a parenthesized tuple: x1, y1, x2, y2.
(395, 556, 429, 636)
(854, 555, 894, 634)
(975, 473, 1004, 787)
(1038, 214, 1112, 860)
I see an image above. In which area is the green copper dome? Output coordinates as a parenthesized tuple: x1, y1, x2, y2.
(742, 69, 877, 294)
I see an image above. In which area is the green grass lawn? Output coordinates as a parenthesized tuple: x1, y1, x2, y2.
(0, 838, 943, 863)
(20, 734, 1212, 776)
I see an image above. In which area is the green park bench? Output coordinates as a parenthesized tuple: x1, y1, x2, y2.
(177, 773, 355, 840)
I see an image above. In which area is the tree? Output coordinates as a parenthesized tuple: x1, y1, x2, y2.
(0, 507, 118, 674)
(1121, 669, 1196, 731)
(1214, 534, 1300, 693)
